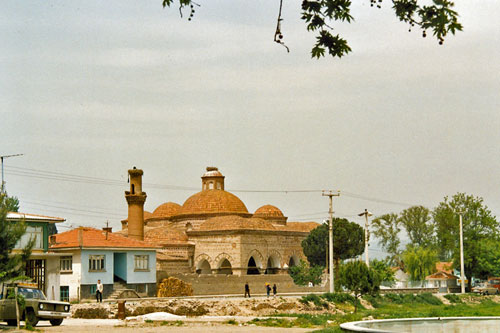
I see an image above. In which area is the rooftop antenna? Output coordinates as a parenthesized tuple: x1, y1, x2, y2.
(1, 153, 23, 191)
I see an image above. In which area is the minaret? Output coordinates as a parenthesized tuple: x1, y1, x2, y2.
(125, 167, 147, 241)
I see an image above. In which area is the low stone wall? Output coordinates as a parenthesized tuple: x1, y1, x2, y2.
(170, 273, 327, 296)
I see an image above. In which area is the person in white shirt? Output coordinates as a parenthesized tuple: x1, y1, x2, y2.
(96, 280, 103, 303)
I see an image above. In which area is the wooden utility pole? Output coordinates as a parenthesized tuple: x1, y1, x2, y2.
(322, 190, 340, 293)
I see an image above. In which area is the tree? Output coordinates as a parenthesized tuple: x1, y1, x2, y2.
(302, 218, 364, 289)
(288, 259, 324, 286)
(370, 258, 395, 285)
(399, 205, 435, 248)
(371, 213, 401, 266)
(0, 191, 33, 284)
(162, 0, 462, 59)
(339, 260, 380, 312)
(433, 193, 500, 291)
(402, 245, 438, 285)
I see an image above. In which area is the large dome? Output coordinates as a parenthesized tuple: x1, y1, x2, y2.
(178, 190, 249, 216)
(152, 202, 181, 218)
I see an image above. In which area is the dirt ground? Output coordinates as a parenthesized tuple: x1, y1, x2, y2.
(7, 318, 314, 333)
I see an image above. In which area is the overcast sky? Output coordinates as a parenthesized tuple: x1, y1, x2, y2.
(1, 1, 499, 257)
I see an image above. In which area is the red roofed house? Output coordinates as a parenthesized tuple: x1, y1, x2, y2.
(49, 227, 157, 301)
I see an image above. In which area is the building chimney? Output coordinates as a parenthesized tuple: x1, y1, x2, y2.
(125, 167, 147, 241)
(78, 227, 83, 248)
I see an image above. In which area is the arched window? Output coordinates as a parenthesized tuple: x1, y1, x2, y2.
(247, 257, 260, 275)
(196, 260, 212, 274)
(218, 259, 233, 275)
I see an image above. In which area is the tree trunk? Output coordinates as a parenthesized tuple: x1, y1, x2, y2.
(15, 286, 20, 329)
(334, 257, 341, 292)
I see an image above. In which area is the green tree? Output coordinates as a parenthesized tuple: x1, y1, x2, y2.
(4, 194, 19, 212)
(0, 191, 33, 283)
(402, 245, 438, 285)
(339, 260, 380, 312)
(371, 213, 401, 266)
(399, 205, 435, 248)
(474, 239, 500, 279)
(162, 0, 462, 59)
(433, 193, 500, 290)
(370, 259, 395, 285)
(288, 260, 324, 286)
(302, 219, 364, 289)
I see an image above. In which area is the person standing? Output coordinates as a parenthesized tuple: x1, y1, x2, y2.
(96, 279, 103, 303)
(272, 284, 277, 297)
(266, 283, 271, 297)
(245, 282, 251, 298)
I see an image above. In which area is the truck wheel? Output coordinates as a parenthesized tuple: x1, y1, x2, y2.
(25, 309, 39, 327)
(6, 319, 17, 326)
(49, 318, 64, 326)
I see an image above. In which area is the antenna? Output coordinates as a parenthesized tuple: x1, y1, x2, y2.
(1, 153, 24, 191)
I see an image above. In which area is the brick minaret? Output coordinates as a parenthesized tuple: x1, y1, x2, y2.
(125, 167, 147, 240)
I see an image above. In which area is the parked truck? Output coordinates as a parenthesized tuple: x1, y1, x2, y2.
(0, 282, 70, 327)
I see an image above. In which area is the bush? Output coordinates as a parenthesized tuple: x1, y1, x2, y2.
(443, 294, 462, 304)
(300, 294, 327, 308)
(383, 292, 442, 305)
(321, 292, 356, 304)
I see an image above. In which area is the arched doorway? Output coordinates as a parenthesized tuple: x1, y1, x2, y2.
(266, 255, 280, 274)
(288, 255, 298, 268)
(218, 258, 233, 275)
(197, 259, 212, 274)
(247, 257, 260, 275)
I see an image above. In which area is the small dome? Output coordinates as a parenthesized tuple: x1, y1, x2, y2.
(152, 202, 181, 218)
(203, 167, 223, 178)
(144, 211, 153, 220)
(199, 215, 276, 231)
(254, 205, 284, 218)
(179, 190, 248, 216)
(144, 226, 188, 245)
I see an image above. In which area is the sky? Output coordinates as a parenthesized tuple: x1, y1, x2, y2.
(1, 1, 499, 258)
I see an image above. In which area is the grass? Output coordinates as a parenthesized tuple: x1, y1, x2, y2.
(247, 292, 500, 332)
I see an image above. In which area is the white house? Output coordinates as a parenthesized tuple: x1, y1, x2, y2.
(50, 227, 158, 301)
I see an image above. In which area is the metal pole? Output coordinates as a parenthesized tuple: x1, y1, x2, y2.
(0, 153, 24, 191)
(459, 213, 465, 294)
(364, 212, 369, 267)
(328, 196, 334, 293)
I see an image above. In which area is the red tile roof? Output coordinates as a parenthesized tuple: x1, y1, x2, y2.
(426, 271, 458, 280)
(436, 261, 453, 273)
(50, 227, 157, 249)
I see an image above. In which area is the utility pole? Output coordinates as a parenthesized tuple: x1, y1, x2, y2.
(1, 153, 23, 191)
(322, 190, 340, 293)
(458, 210, 466, 294)
(358, 209, 373, 267)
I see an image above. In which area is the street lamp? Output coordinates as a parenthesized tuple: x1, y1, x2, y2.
(358, 209, 373, 267)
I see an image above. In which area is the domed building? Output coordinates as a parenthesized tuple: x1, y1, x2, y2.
(121, 167, 319, 278)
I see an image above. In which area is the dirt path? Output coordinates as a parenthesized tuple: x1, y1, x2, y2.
(33, 319, 314, 332)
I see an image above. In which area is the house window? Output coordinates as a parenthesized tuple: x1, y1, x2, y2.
(60, 286, 69, 302)
(89, 255, 105, 272)
(134, 255, 149, 271)
(17, 226, 44, 250)
(60, 256, 72, 272)
(90, 285, 96, 295)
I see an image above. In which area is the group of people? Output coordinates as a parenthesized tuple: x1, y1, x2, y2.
(244, 282, 277, 298)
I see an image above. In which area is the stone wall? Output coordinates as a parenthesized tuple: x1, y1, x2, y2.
(170, 273, 327, 295)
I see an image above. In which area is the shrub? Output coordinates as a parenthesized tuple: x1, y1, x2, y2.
(321, 292, 356, 304)
(300, 294, 327, 308)
(443, 293, 461, 303)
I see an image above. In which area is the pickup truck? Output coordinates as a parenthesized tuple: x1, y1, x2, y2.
(0, 282, 70, 327)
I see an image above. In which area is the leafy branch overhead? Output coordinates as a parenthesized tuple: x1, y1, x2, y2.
(163, 0, 462, 59)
